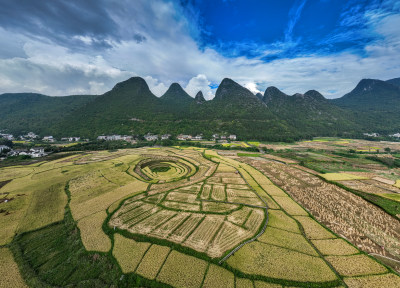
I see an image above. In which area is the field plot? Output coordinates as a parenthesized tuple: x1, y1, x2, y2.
(77, 211, 111, 252)
(110, 151, 267, 258)
(4, 146, 400, 287)
(0, 248, 27, 288)
(135, 244, 170, 280)
(202, 264, 234, 288)
(239, 155, 400, 273)
(312, 238, 359, 255)
(112, 234, 150, 273)
(227, 241, 337, 282)
(344, 273, 400, 288)
(156, 250, 208, 288)
(326, 254, 387, 277)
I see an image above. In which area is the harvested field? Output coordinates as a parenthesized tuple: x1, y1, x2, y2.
(326, 254, 387, 276)
(163, 200, 200, 211)
(227, 206, 252, 226)
(201, 201, 239, 213)
(238, 156, 400, 271)
(211, 184, 226, 201)
(200, 184, 212, 199)
(135, 245, 171, 280)
(112, 234, 150, 273)
(157, 250, 208, 288)
(151, 212, 190, 237)
(202, 264, 234, 288)
(185, 215, 224, 252)
(77, 211, 111, 252)
(169, 214, 204, 243)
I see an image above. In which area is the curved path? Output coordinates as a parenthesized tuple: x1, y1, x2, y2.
(218, 169, 269, 264)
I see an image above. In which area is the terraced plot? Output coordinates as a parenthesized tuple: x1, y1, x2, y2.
(3, 147, 400, 288)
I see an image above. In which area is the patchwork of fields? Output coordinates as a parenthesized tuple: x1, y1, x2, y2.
(1, 146, 399, 287)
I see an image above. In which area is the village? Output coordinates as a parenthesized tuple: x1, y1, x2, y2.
(0, 131, 238, 161)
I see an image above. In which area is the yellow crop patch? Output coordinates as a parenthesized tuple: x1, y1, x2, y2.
(112, 234, 150, 273)
(77, 211, 111, 252)
(203, 264, 234, 288)
(312, 238, 358, 256)
(320, 173, 368, 181)
(136, 245, 171, 280)
(326, 254, 387, 277)
(0, 248, 27, 288)
(157, 250, 208, 288)
(227, 241, 337, 282)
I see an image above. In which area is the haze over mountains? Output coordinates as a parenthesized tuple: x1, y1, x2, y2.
(1, 76, 399, 141)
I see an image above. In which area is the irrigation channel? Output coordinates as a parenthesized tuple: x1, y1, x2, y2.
(216, 170, 269, 264)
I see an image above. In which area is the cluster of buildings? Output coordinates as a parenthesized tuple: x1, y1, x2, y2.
(97, 135, 137, 143)
(176, 134, 202, 141)
(0, 133, 14, 140)
(96, 133, 237, 142)
(0, 146, 46, 159)
(363, 133, 379, 137)
(390, 133, 400, 138)
(1, 130, 238, 148)
(212, 134, 237, 141)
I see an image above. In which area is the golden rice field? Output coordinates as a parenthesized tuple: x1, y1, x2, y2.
(1, 147, 399, 287)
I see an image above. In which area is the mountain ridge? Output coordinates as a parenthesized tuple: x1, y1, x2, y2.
(0, 76, 399, 140)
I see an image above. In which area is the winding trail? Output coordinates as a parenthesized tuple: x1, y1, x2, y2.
(218, 169, 269, 264)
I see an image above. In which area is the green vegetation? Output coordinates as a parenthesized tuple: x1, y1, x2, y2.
(2, 147, 399, 287)
(3, 77, 400, 141)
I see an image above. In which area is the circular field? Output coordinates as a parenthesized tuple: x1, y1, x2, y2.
(134, 156, 196, 183)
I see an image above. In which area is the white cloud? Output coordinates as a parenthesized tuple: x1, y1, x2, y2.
(0, 0, 399, 100)
(144, 76, 168, 96)
(243, 82, 262, 95)
(184, 74, 214, 99)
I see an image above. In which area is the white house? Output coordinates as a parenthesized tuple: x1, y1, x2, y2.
(68, 137, 81, 142)
(177, 134, 192, 141)
(43, 136, 55, 142)
(25, 132, 38, 139)
(30, 147, 47, 158)
(193, 135, 203, 140)
(0, 133, 14, 140)
(144, 134, 158, 141)
(390, 133, 400, 138)
(212, 134, 219, 140)
(229, 135, 237, 140)
(363, 133, 379, 137)
(0, 145, 10, 153)
(30, 147, 45, 154)
(161, 134, 171, 140)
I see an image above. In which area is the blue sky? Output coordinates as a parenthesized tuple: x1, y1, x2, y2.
(0, 0, 399, 99)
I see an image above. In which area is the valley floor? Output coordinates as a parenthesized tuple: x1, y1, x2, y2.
(1, 143, 400, 287)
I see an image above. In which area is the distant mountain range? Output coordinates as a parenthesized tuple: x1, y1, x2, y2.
(0, 76, 399, 141)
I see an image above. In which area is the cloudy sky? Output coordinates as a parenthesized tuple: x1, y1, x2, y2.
(0, 0, 399, 99)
